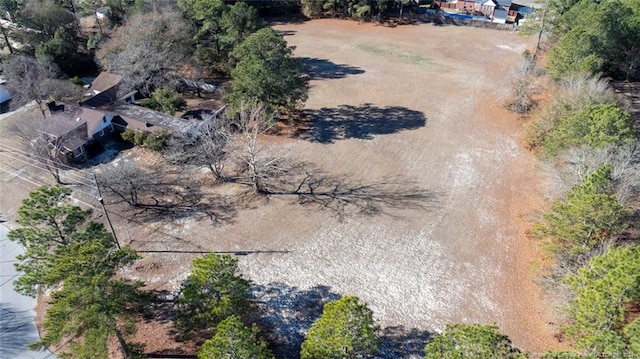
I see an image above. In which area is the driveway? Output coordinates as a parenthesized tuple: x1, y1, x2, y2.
(0, 225, 55, 359)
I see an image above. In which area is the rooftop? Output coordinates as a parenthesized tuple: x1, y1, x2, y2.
(107, 103, 195, 133)
(88, 72, 122, 93)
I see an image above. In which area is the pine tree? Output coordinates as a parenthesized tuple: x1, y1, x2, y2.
(175, 253, 250, 334)
(423, 324, 527, 359)
(563, 246, 640, 356)
(198, 315, 275, 359)
(300, 295, 379, 359)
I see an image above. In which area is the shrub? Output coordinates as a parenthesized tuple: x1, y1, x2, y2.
(143, 131, 169, 152)
(542, 103, 636, 155)
(70, 76, 84, 86)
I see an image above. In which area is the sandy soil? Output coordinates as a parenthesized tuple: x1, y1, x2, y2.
(0, 19, 567, 358)
(127, 19, 561, 356)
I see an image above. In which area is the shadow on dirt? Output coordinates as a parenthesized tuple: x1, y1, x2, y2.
(378, 325, 432, 359)
(249, 283, 432, 359)
(97, 164, 238, 226)
(263, 162, 439, 220)
(299, 57, 365, 80)
(250, 282, 341, 359)
(302, 104, 426, 143)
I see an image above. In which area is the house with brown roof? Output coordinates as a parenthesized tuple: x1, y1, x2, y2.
(81, 72, 123, 108)
(41, 71, 225, 162)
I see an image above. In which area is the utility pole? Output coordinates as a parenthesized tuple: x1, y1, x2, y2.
(93, 173, 121, 249)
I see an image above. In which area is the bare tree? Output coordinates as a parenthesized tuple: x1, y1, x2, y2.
(231, 101, 287, 194)
(507, 52, 538, 114)
(96, 9, 193, 96)
(2, 55, 79, 117)
(550, 143, 640, 205)
(9, 109, 79, 184)
(165, 118, 229, 182)
(96, 160, 158, 207)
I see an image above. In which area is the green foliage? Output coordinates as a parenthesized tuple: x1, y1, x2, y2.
(228, 27, 308, 116)
(525, 75, 619, 151)
(533, 165, 628, 258)
(7, 185, 147, 358)
(143, 88, 186, 115)
(142, 131, 169, 152)
(121, 128, 167, 151)
(70, 76, 84, 86)
(16, 0, 75, 41)
(30, 240, 146, 359)
(424, 323, 527, 359)
(546, 0, 640, 80)
(562, 246, 640, 356)
(300, 0, 389, 21)
(541, 103, 636, 155)
(198, 315, 275, 359)
(175, 253, 250, 334)
(300, 295, 379, 359)
(35, 28, 79, 74)
(181, 0, 260, 74)
(7, 185, 93, 296)
(541, 351, 584, 358)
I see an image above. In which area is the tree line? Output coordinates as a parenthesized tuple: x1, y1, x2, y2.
(509, 0, 640, 356)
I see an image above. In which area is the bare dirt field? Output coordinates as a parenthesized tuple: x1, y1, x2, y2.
(0, 19, 567, 358)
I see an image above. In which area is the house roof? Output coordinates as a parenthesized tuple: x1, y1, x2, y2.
(494, 8, 509, 18)
(43, 105, 113, 138)
(106, 103, 194, 133)
(41, 112, 86, 138)
(88, 72, 122, 93)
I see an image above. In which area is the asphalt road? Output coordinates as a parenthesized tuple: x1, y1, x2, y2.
(0, 225, 55, 359)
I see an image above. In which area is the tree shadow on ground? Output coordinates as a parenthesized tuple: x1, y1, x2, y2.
(263, 162, 440, 220)
(377, 325, 432, 359)
(129, 189, 238, 226)
(299, 57, 365, 80)
(99, 165, 238, 226)
(250, 282, 341, 359)
(302, 104, 426, 143)
(0, 303, 41, 357)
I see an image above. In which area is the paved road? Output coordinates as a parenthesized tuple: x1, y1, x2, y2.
(0, 225, 55, 359)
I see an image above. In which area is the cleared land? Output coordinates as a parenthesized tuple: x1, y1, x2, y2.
(0, 19, 565, 358)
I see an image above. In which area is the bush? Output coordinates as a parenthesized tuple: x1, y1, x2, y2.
(70, 76, 84, 86)
(525, 75, 621, 152)
(143, 131, 169, 152)
(121, 128, 168, 151)
(142, 88, 186, 115)
(541, 103, 636, 155)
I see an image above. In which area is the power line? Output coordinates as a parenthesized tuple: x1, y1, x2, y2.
(0, 142, 95, 175)
(0, 151, 95, 187)
(0, 151, 95, 186)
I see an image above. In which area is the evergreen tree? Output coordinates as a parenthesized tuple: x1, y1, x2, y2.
(300, 295, 379, 359)
(228, 27, 308, 116)
(423, 324, 527, 359)
(198, 315, 275, 359)
(533, 165, 628, 259)
(8, 185, 94, 295)
(175, 253, 250, 334)
(563, 246, 640, 356)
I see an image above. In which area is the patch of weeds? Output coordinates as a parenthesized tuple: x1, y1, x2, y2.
(355, 43, 444, 68)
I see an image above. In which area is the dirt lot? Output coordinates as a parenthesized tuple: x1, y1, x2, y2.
(0, 19, 565, 358)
